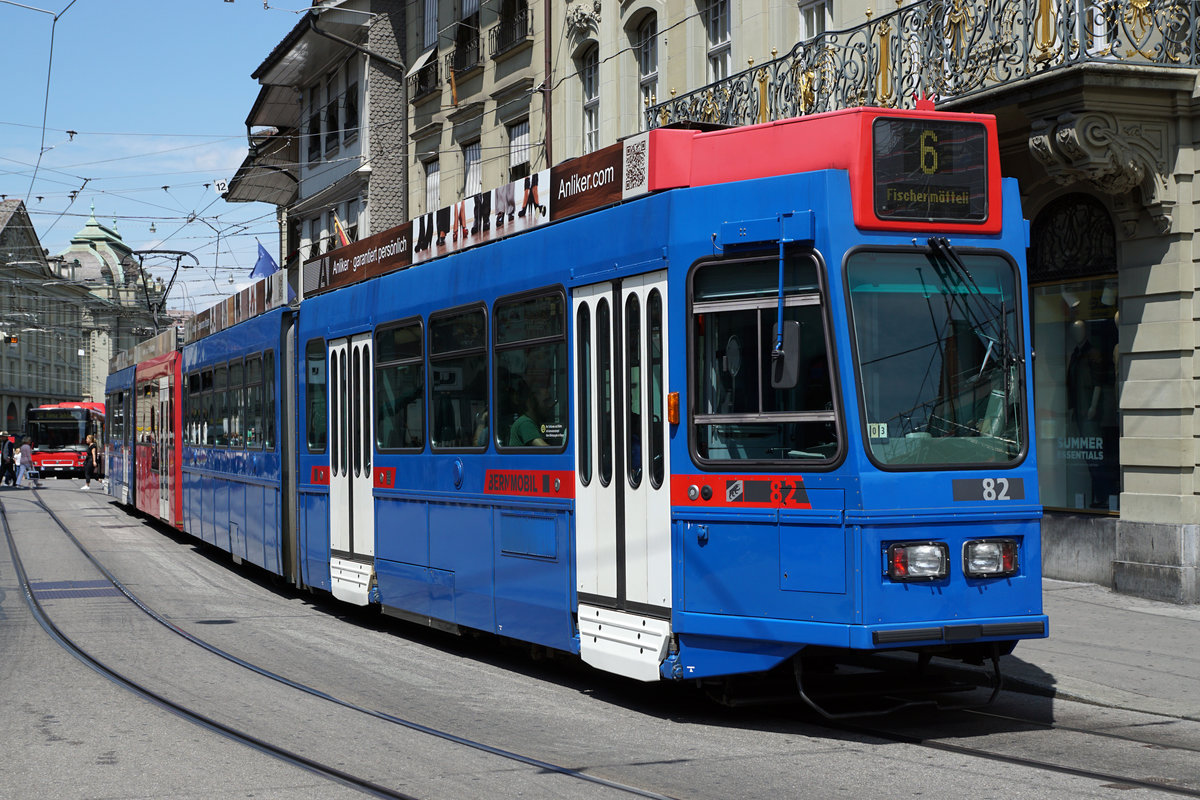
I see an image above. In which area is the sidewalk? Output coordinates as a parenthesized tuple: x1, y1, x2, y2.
(1001, 579, 1200, 719)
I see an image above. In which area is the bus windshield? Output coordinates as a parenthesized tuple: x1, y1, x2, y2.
(27, 415, 86, 449)
(847, 247, 1024, 467)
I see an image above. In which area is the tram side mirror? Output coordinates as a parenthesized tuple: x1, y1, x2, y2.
(771, 321, 801, 390)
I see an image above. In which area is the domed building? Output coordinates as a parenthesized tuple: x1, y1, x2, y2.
(58, 206, 167, 402)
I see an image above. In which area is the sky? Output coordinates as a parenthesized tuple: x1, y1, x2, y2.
(0, 0, 305, 314)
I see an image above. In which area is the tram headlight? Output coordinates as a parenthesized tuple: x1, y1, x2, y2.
(884, 542, 948, 582)
(963, 539, 1018, 578)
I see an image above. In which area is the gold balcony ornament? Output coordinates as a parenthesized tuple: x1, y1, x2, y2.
(756, 67, 771, 124)
(876, 16, 895, 105)
(797, 68, 816, 114)
(1033, 0, 1061, 63)
(944, 0, 974, 61)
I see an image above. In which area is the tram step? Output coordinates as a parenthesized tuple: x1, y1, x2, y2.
(578, 605, 671, 682)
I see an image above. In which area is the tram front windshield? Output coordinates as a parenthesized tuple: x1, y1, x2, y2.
(847, 249, 1024, 466)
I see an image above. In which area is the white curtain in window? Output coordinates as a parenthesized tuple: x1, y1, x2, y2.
(464, 142, 482, 195)
(425, 160, 440, 210)
(424, 0, 438, 47)
(509, 120, 530, 170)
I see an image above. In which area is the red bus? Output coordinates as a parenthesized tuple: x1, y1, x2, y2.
(26, 401, 105, 477)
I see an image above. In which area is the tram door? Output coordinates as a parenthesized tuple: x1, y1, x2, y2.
(327, 333, 376, 605)
(573, 272, 672, 681)
(157, 375, 172, 522)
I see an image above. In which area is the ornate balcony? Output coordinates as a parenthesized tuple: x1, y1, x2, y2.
(648, 0, 1199, 128)
(408, 57, 440, 102)
(489, 8, 531, 59)
(446, 35, 483, 79)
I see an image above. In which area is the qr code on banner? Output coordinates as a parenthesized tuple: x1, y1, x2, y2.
(624, 139, 647, 192)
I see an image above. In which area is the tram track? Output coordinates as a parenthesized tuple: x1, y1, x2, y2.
(11, 488, 1200, 799)
(3, 493, 680, 800)
(964, 706, 1200, 755)
(838, 706, 1200, 797)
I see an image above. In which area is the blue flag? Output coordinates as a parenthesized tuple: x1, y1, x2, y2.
(250, 241, 279, 279)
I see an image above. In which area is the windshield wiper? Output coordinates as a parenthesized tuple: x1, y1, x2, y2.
(925, 237, 1016, 371)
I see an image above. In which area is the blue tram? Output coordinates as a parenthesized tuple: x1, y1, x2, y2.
(104, 363, 136, 503)
(108, 106, 1046, 705)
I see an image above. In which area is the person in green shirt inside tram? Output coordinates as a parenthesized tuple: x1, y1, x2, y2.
(508, 380, 550, 447)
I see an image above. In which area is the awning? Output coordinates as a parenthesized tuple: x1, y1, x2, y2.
(406, 46, 436, 79)
(245, 84, 301, 130)
(224, 134, 299, 207)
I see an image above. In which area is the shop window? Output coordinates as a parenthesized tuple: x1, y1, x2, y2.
(1030, 194, 1119, 512)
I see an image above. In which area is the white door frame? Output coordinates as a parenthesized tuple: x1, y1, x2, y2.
(329, 333, 376, 605)
(158, 375, 171, 522)
(574, 271, 672, 681)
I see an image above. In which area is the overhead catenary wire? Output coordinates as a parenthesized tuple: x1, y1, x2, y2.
(4, 0, 714, 315)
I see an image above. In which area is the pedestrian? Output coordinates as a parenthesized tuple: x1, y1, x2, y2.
(0, 431, 12, 487)
(82, 433, 97, 491)
(15, 436, 32, 488)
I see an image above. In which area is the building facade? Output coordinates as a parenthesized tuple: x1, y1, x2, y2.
(228, 0, 407, 276)
(0, 200, 91, 428)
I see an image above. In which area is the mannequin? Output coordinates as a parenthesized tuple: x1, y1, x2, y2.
(1067, 319, 1101, 435)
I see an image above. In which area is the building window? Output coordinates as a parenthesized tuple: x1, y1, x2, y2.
(636, 15, 658, 128)
(425, 160, 441, 211)
(424, 0, 438, 47)
(508, 120, 530, 182)
(799, 0, 830, 40)
(580, 45, 600, 154)
(451, 0, 481, 74)
(306, 87, 321, 162)
(343, 60, 359, 143)
(324, 74, 339, 153)
(463, 141, 482, 196)
(309, 217, 323, 259)
(703, 0, 731, 82)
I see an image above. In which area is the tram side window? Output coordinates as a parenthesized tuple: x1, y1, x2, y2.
(245, 355, 263, 450)
(139, 380, 158, 445)
(181, 374, 193, 445)
(495, 290, 568, 451)
(430, 307, 487, 450)
(375, 320, 424, 451)
(109, 392, 124, 443)
(213, 365, 230, 447)
(305, 339, 327, 452)
(690, 255, 838, 463)
(108, 393, 120, 443)
(263, 351, 276, 451)
(200, 370, 214, 446)
(230, 360, 245, 448)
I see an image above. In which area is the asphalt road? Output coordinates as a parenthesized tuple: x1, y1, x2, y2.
(2, 483, 1197, 799)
